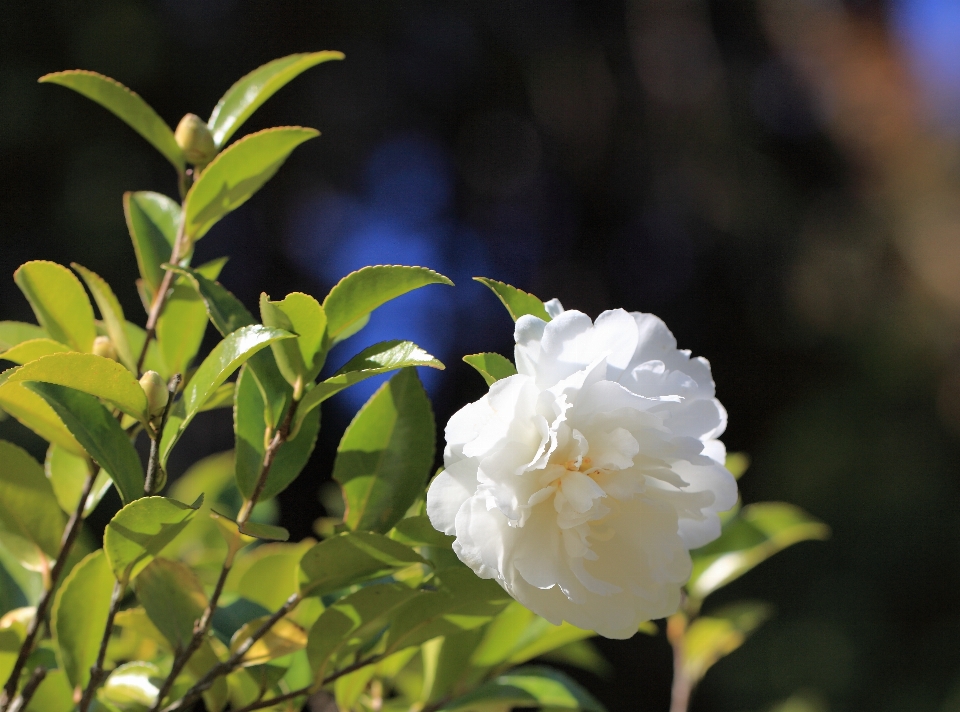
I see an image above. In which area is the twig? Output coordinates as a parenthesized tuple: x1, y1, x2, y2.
(144, 373, 181, 496)
(239, 398, 300, 525)
(0, 467, 98, 712)
(77, 578, 125, 712)
(5, 666, 46, 712)
(159, 592, 303, 712)
(136, 216, 189, 375)
(667, 614, 692, 712)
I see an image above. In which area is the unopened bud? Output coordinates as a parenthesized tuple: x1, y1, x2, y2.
(139, 370, 169, 418)
(175, 113, 216, 166)
(92, 335, 118, 361)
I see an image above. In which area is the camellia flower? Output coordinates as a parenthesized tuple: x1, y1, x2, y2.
(427, 299, 737, 638)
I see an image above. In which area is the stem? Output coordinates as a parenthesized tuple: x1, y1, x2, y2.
(5, 667, 46, 712)
(136, 214, 189, 376)
(667, 614, 692, 712)
(238, 398, 300, 526)
(77, 578, 125, 712)
(148, 550, 235, 712)
(143, 373, 182, 496)
(0, 468, 98, 712)
(159, 592, 303, 712)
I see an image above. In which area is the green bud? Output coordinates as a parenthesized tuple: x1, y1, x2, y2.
(92, 335, 118, 361)
(175, 113, 216, 166)
(139, 370, 169, 418)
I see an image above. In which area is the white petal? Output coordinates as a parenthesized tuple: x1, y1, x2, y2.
(514, 315, 547, 376)
(426, 462, 478, 536)
(544, 298, 565, 318)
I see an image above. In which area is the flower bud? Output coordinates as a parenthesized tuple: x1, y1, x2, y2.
(175, 113, 216, 166)
(139, 370, 169, 418)
(92, 335, 118, 361)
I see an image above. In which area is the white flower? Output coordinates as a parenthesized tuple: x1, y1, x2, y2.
(427, 300, 737, 638)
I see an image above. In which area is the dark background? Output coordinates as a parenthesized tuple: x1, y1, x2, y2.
(3, 1, 960, 710)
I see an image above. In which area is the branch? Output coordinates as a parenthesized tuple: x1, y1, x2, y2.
(143, 373, 181, 496)
(5, 667, 46, 712)
(77, 578, 125, 712)
(667, 613, 692, 712)
(238, 397, 300, 525)
(0, 467, 98, 712)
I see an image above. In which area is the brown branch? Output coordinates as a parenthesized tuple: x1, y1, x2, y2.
(136, 216, 189, 376)
(0, 467, 98, 712)
(143, 373, 182, 496)
(5, 666, 47, 712)
(77, 578, 125, 712)
(238, 397, 300, 526)
(667, 614, 693, 712)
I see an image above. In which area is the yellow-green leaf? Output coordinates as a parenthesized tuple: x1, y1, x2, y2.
(474, 278, 550, 322)
(230, 616, 307, 667)
(679, 601, 773, 684)
(0, 338, 72, 365)
(123, 191, 180, 295)
(0, 372, 84, 455)
(14, 261, 96, 353)
(72, 264, 137, 372)
(463, 352, 517, 386)
(0, 322, 47, 352)
(45, 444, 113, 518)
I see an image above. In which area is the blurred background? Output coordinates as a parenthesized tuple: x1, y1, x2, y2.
(2, 0, 960, 709)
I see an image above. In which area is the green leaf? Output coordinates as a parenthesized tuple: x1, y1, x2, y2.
(24, 668, 73, 712)
(98, 661, 163, 710)
(0, 441, 66, 570)
(233, 542, 314, 611)
(259, 294, 306, 388)
(0, 338, 72, 365)
(0, 372, 84, 455)
(688, 503, 830, 600)
(14, 261, 97, 353)
(45, 444, 113, 518)
(439, 666, 606, 712)
(260, 292, 327, 384)
(294, 340, 443, 432)
(389, 515, 455, 548)
(134, 558, 206, 649)
(39, 70, 184, 172)
(230, 616, 307, 667)
(334, 368, 435, 534)
(679, 601, 773, 684)
(103, 495, 203, 582)
(160, 324, 294, 466)
(211, 507, 290, 543)
(322, 266, 453, 343)
(298, 531, 426, 597)
(123, 191, 180, 296)
(474, 278, 550, 322)
(463, 353, 517, 386)
(199, 381, 235, 412)
(25, 381, 144, 504)
(208, 51, 345, 148)
(51, 549, 116, 689)
(10, 353, 148, 422)
(0, 322, 47, 351)
(184, 127, 318, 241)
(156, 257, 227, 377)
(234, 366, 320, 502)
(72, 264, 137, 372)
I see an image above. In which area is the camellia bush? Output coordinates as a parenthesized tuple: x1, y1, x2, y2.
(0, 53, 829, 712)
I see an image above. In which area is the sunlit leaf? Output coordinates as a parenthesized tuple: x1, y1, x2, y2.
(334, 368, 435, 534)
(72, 264, 137, 372)
(0, 322, 47, 352)
(462, 352, 517, 386)
(439, 666, 606, 711)
(23, 668, 73, 712)
(679, 601, 773, 684)
(104, 495, 204, 582)
(123, 191, 180, 296)
(0, 338, 71, 365)
(208, 51, 345, 148)
(134, 558, 207, 649)
(474, 278, 550, 322)
(230, 616, 307, 667)
(51, 550, 116, 689)
(298, 531, 426, 597)
(14, 261, 96, 353)
(260, 292, 327, 385)
(25, 381, 144, 504)
(259, 293, 307, 388)
(211, 507, 290, 543)
(322, 265, 453, 344)
(184, 127, 318, 241)
(98, 661, 162, 710)
(0, 371, 84, 455)
(11, 352, 149, 422)
(389, 515, 454, 548)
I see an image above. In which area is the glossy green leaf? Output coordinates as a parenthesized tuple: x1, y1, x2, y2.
(233, 542, 314, 611)
(24, 668, 73, 712)
(0, 372, 84, 455)
(156, 257, 227, 377)
(25, 381, 144, 504)
(45, 444, 113, 518)
(51, 549, 116, 688)
(323, 265, 453, 343)
(230, 616, 307, 667)
(420, 630, 485, 705)
(208, 51, 345, 148)
(123, 321, 168, 379)
(39, 70, 184, 171)
(234, 366, 320, 502)
(259, 293, 306, 387)
(462, 352, 517, 386)
(123, 191, 180, 295)
(14, 261, 97, 353)
(680, 601, 773, 684)
(0, 441, 66, 569)
(298, 531, 426, 597)
(160, 324, 294, 466)
(0, 338, 71, 365)
(134, 558, 207, 649)
(11, 353, 148, 422)
(200, 381, 235, 412)
(389, 515, 455, 548)
(0, 322, 47, 351)
(211, 507, 290, 543)
(98, 661, 162, 710)
(688, 502, 830, 600)
(439, 666, 606, 712)
(72, 264, 137, 372)
(474, 278, 550, 322)
(104, 495, 203, 582)
(184, 127, 318, 241)
(294, 340, 443, 431)
(334, 368, 435, 533)
(261, 292, 328, 385)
